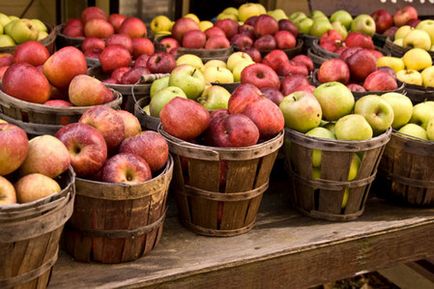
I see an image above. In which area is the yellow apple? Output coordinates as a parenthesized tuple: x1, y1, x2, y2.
(150, 15, 173, 33)
(0, 119, 7, 124)
(176, 54, 204, 70)
(232, 60, 255, 82)
(223, 7, 239, 17)
(396, 69, 423, 86)
(267, 9, 288, 21)
(184, 13, 200, 23)
(238, 3, 266, 22)
(347, 154, 361, 181)
(394, 25, 413, 40)
(203, 60, 227, 71)
(312, 167, 321, 180)
(217, 13, 238, 21)
(203, 66, 234, 84)
(226, 51, 253, 71)
(399, 123, 428, 140)
(341, 188, 349, 209)
(416, 20, 434, 45)
(403, 29, 432, 51)
(0, 176, 16, 205)
(15, 173, 61, 203)
(199, 20, 213, 32)
(393, 38, 404, 47)
(421, 66, 434, 88)
(402, 48, 432, 71)
(426, 117, 434, 140)
(376, 56, 405, 72)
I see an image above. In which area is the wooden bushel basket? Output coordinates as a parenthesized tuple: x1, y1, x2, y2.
(0, 168, 75, 289)
(284, 128, 391, 221)
(134, 97, 160, 131)
(404, 84, 434, 104)
(0, 89, 122, 136)
(307, 48, 327, 68)
(159, 127, 284, 237)
(63, 156, 173, 264)
(384, 37, 434, 60)
(378, 131, 434, 206)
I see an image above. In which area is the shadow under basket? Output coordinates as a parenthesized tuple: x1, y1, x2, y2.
(377, 131, 434, 206)
(284, 128, 392, 221)
(63, 156, 173, 264)
(0, 167, 75, 289)
(134, 97, 160, 131)
(159, 127, 284, 237)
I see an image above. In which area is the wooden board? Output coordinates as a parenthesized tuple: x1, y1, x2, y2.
(49, 179, 434, 289)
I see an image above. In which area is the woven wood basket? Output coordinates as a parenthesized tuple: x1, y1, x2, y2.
(284, 128, 392, 221)
(0, 167, 75, 289)
(384, 37, 434, 59)
(63, 156, 173, 264)
(404, 84, 434, 104)
(377, 131, 434, 206)
(134, 97, 160, 131)
(0, 89, 122, 136)
(301, 34, 318, 50)
(55, 24, 84, 49)
(159, 127, 284, 237)
(373, 33, 387, 48)
(307, 48, 327, 68)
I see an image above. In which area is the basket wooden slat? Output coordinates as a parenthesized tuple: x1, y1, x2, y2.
(160, 127, 283, 236)
(63, 156, 173, 264)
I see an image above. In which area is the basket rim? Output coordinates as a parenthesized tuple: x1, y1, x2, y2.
(391, 129, 434, 146)
(134, 97, 160, 119)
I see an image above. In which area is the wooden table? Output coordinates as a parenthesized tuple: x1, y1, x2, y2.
(50, 179, 434, 289)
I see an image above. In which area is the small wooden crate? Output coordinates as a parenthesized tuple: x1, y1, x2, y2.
(159, 127, 284, 237)
(63, 156, 173, 264)
(55, 24, 84, 49)
(0, 167, 75, 289)
(284, 128, 392, 221)
(0, 89, 122, 136)
(134, 97, 160, 131)
(378, 131, 434, 206)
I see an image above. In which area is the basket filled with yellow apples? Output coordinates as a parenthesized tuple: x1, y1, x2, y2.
(376, 99, 434, 206)
(55, 106, 173, 264)
(0, 46, 122, 136)
(0, 12, 56, 53)
(0, 123, 75, 289)
(281, 82, 393, 221)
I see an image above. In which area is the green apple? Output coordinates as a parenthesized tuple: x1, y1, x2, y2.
(396, 69, 423, 86)
(305, 127, 336, 167)
(312, 167, 321, 180)
(203, 66, 234, 84)
(332, 21, 348, 39)
(176, 54, 204, 70)
(426, 118, 434, 140)
(289, 12, 307, 23)
(4, 19, 18, 36)
(330, 10, 353, 30)
(197, 85, 231, 110)
(267, 9, 288, 21)
(232, 60, 254, 82)
(311, 10, 327, 20)
(238, 3, 266, 22)
(410, 101, 434, 129)
(223, 7, 238, 17)
(31, 19, 47, 32)
(169, 64, 206, 99)
(421, 66, 434, 88)
(150, 86, 187, 117)
(416, 20, 434, 44)
(314, 82, 355, 121)
(37, 31, 48, 41)
(335, 114, 373, 141)
(323, 122, 336, 134)
(393, 38, 404, 47)
(309, 18, 333, 37)
(342, 188, 350, 209)
(150, 76, 170, 98)
(227, 51, 252, 71)
(403, 48, 432, 71)
(380, 92, 413, 129)
(0, 24, 3, 35)
(398, 123, 428, 140)
(143, 105, 150, 115)
(296, 17, 314, 34)
(203, 60, 227, 72)
(351, 14, 376, 36)
(8, 16, 19, 21)
(0, 34, 15, 47)
(279, 91, 322, 133)
(403, 29, 432, 50)
(354, 95, 394, 135)
(394, 25, 413, 40)
(8, 19, 39, 44)
(217, 13, 238, 21)
(348, 154, 361, 181)
(0, 13, 10, 27)
(376, 56, 405, 73)
(151, 15, 173, 33)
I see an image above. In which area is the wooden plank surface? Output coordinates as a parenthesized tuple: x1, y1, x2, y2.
(50, 178, 434, 289)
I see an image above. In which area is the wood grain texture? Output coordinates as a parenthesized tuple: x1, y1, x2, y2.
(49, 180, 434, 289)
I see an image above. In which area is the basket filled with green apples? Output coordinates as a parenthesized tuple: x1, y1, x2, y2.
(0, 45, 122, 136)
(0, 12, 56, 53)
(51, 106, 173, 263)
(0, 123, 75, 289)
(281, 82, 394, 221)
(374, 98, 434, 207)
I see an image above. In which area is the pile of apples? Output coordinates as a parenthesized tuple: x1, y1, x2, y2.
(371, 5, 422, 36)
(389, 23, 434, 52)
(0, 121, 70, 206)
(393, 100, 434, 141)
(55, 106, 169, 184)
(159, 83, 284, 148)
(317, 49, 399, 93)
(377, 48, 433, 88)
(0, 12, 48, 48)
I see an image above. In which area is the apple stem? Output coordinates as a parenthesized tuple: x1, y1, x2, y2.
(191, 69, 196, 76)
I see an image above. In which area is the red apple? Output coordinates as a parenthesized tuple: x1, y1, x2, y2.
(3, 63, 50, 103)
(104, 78, 117, 84)
(262, 49, 289, 72)
(120, 67, 150, 84)
(99, 45, 132, 72)
(15, 173, 61, 203)
(171, 17, 199, 42)
(407, 19, 420, 28)
(292, 55, 314, 72)
(393, 5, 418, 27)
(0, 176, 16, 205)
(119, 17, 147, 38)
(101, 153, 152, 184)
(182, 30, 206, 48)
(81, 6, 107, 23)
(320, 41, 339, 53)
(0, 53, 13, 67)
(231, 34, 253, 50)
(0, 123, 28, 176)
(371, 9, 394, 34)
(318, 58, 350, 84)
(106, 34, 133, 52)
(111, 66, 130, 83)
(205, 36, 230, 49)
(277, 60, 309, 77)
(14, 41, 49, 66)
(160, 97, 210, 141)
(347, 49, 377, 82)
(117, 110, 142, 139)
(238, 24, 255, 39)
(133, 55, 149, 68)
(62, 24, 83, 38)
(82, 37, 105, 54)
(368, 49, 384, 59)
(0, 66, 9, 83)
(255, 15, 278, 37)
(245, 16, 259, 27)
(344, 32, 375, 49)
(109, 14, 127, 32)
(280, 75, 312, 95)
(147, 52, 176, 74)
(347, 83, 366, 92)
(254, 35, 277, 51)
(160, 37, 179, 54)
(278, 19, 298, 38)
(274, 30, 296, 49)
(228, 84, 263, 114)
(56, 123, 107, 177)
(132, 38, 154, 58)
(320, 30, 343, 46)
(243, 47, 262, 62)
(68, 74, 114, 106)
(363, 70, 398, 91)
(339, 47, 363, 62)
(383, 26, 398, 37)
(43, 46, 87, 88)
(205, 26, 226, 39)
(119, 131, 169, 172)
(84, 50, 100, 59)
(84, 19, 114, 38)
(260, 87, 284, 105)
(44, 99, 72, 107)
(205, 110, 259, 147)
(241, 63, 280, 89)
(378, 66, 396, 78)
(215, 19, 239, 39)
